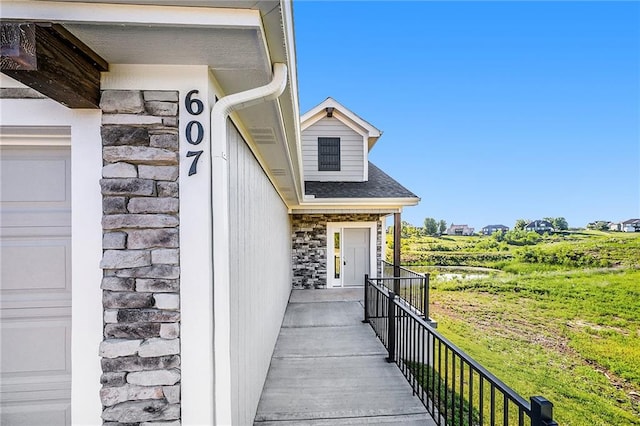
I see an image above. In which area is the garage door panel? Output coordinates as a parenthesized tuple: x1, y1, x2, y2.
(1, 242, 70, 292)
(1, 320, 71, 374)
(1, 143, 71, 426)
(0, 402, 70, 426)
(0, 158, 69, 203)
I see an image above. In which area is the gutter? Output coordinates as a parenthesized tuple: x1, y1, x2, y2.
(210, 63, 288, 425)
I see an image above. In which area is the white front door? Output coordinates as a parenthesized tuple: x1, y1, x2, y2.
(0, 144, 72, 425)
(342, 228, 370, 286)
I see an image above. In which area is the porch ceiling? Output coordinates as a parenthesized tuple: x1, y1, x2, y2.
(1, 0, 302, 206)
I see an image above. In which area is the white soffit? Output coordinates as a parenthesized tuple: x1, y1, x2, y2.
(2, 1, 272, 87)
(3, 0, 303, 206)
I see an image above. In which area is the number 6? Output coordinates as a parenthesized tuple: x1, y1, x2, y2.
(185, 90, 204, 115)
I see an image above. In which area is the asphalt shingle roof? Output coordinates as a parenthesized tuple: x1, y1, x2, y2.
(304, 162, 418, 199)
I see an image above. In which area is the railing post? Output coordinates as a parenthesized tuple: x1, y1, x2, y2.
(423, 273, 430, 321)
(363, 274, 369, 323)
(387, 291, 396, 363)
(393, 212, 401, 295)
(530, 396, 557, 426)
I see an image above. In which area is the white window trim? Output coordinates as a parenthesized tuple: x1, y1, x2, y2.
(326, 221, 378, 288)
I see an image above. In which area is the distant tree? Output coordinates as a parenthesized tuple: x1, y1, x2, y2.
(423, 217, 438, 236)
(587, 221, 609, 231)
(492, 230, 505, 242)
(543, 217, 569, 231)
(438, 220, 447, 235)
(401, 221, 423, 238)
(552, 217, 569, 230)
(514, 219, 529, 230)
(401, 221, 412, 238)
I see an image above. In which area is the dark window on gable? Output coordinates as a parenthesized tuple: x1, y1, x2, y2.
(318, 137, 340, 171)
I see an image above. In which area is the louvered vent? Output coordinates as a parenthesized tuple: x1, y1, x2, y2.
(250, 127, 276, 144)
(271, 168, 286, 176)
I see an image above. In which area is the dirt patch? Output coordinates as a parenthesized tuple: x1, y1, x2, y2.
(567, 319, 629, 336)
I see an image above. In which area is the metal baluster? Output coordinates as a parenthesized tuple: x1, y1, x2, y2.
(503, 394, 508, 426)
(469, 366, 474, 426)
(479, 377, 484, 426)
(444, 347, 449, 424)
(490, 385, 495, 426)
(459, 358, 464, 426)
(387, 291, 396, 363)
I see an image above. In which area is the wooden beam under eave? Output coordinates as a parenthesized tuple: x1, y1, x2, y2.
(1, 22, 108, 109)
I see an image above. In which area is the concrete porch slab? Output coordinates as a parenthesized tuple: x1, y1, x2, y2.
(282, 301, 363, 328)
(254, 355, 428, 423)
(255, 287, 436, 425)
(255, 413, 435, 425)
(289, 288, 363, 303)
(273, 325, 386, 358)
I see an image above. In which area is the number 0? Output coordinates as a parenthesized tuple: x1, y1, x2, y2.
(186, 121, 204, 145)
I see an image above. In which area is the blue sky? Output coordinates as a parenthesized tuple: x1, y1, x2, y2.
(293, 1, 640, 230)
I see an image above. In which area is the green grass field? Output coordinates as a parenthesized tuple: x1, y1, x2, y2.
(391, 231, 640, 425)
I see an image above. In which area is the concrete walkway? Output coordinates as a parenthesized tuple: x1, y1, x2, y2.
(254, 288, 436, 425)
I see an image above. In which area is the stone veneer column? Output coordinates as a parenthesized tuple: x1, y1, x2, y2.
(98, 90, 181, 425)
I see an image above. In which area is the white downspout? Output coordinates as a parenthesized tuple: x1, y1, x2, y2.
(210, 63, 288, 425)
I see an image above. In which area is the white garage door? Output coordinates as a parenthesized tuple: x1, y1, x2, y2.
(0, 143, 72, 425)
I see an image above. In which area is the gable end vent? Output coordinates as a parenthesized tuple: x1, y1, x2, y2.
(250, 127, 276, 144)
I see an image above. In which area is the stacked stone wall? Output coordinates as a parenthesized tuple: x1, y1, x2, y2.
(291, 214, 383, 288)
(98, 90, 181, 425)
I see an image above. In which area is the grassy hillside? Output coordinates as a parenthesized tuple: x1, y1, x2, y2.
(390, 230, 640, 269)
(390, 231, 640, 425)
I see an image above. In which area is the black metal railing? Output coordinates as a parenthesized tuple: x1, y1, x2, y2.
(364, 276, 558, 426)
(381, 260, 430, 322)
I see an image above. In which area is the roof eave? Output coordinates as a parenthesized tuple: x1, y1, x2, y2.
(295, 196, 420, 208)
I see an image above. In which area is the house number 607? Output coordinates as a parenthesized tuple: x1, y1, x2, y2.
(185, 90, 204, 176)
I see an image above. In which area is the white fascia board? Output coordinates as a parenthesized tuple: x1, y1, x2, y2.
(291, 207, 402, 215)
(280, 1, 305, 203)
(292, 197, 420, 209)
(1, 1, 261, 29)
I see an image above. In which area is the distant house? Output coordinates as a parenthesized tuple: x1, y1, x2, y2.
(608, 222, 622, 232)
(446, 224, 475, 236)
(622, 219, 640, 232)
(481, 224, 509, 235)
(525, 220, 554, 234)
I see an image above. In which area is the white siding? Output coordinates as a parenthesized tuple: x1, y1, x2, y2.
(227, 122, 292, 425)
(302, 117, 365, 182)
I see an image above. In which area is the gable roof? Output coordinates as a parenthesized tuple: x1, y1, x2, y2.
(622, 218, 640, 224)
(525, 220, 553, 228)
(304, 162, 418, 199)
(300, 97, 382, 150)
